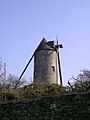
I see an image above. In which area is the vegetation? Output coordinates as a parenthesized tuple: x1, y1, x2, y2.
(0, 82, 67, 101)
(67, 69, 90, 93)
(0, 69, 90, 101)
(0, 58, 90, 102)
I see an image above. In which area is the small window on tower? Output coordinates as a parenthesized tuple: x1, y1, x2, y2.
(52, 66, 55, 71)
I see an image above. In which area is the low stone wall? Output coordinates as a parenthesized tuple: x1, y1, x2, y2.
(0, 92, 90, 120)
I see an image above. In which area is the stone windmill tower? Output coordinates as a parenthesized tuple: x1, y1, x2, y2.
(15, 38, 63, 88)
(34, 38, 61, 84)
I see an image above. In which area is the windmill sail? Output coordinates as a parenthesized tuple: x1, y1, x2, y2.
(57, 51, 62, 85)
(15, 53, 35, 88)
(15, 38, 63, 88)
(15, 38, 47, 88)
(56, 35, 63, 85)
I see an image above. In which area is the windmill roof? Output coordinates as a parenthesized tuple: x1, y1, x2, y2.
(35, 38, 55, 52)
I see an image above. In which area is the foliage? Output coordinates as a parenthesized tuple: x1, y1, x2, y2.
(67, 69, 90, 92)
(0, 92, 16, 101)
(0, 82, 66, 101)
(0, 55, 89, 101)
(20, 82, 66, 99)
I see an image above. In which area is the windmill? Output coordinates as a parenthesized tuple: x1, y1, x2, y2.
(15, 38, 63, 88)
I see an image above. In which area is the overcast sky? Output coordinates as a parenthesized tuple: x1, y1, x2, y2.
(0, 0, 90, 85)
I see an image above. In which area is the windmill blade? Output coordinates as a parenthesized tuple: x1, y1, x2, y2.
(15, 53, 35, 88)
(56, 34, 58, 46)
(57, 51, 63, 86)
(15, 38, 47, 88)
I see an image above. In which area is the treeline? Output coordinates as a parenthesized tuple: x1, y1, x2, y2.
(0, 82, 66, 101)
(0, 69, 90, 102)
(0, 58, 90, 102)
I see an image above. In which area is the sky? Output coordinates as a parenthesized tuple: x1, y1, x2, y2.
(0, 0, 90, 86)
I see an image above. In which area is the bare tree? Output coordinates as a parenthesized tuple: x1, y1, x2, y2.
(68, 69, 90, 92)
(6, 74, 27, 89)
(0, 58, 4, 88)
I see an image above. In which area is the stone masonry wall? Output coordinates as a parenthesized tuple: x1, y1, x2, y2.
(0, 92, 90, 120)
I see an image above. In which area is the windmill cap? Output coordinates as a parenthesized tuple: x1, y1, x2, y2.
(35, 38, 63, 52)
(36, 39, 55, 51)
(46, 41, 55, 48)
